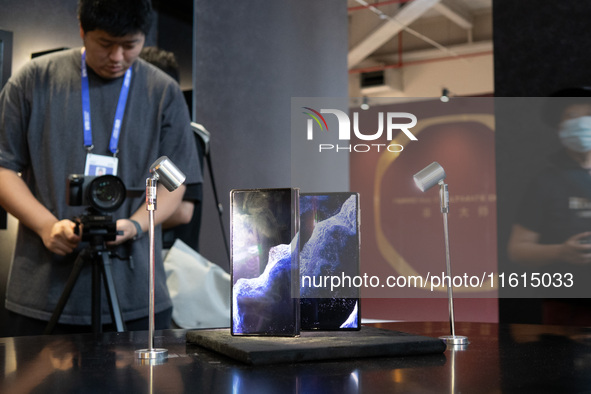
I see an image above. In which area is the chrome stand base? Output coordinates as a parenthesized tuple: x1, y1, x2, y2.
(440, 335, 469, 346)
(135, 348, 168, 361)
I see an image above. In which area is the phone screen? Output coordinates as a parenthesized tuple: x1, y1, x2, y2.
(299, 192, 361, 330)
(230, 188, 300, 336)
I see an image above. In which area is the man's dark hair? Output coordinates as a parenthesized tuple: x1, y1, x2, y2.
(78, 0, 153, 37)
(140, 47, 180, 82)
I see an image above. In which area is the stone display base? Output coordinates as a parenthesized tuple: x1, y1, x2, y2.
(186, 326, 446, 365)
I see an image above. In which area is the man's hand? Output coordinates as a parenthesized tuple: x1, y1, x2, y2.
(40, 219, 81, 256)
(0, 168, 83, 256)
(107, 218, 140, 246)
(560, 231, 591, 265)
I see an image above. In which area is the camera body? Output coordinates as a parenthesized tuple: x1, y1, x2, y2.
(67, 174, 127, 243)
(67, 174, 126, 213)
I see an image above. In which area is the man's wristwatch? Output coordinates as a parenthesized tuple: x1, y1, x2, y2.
(130, 219, 143, 240)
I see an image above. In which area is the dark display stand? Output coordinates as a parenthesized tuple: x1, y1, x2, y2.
(186, 326, 446, 365)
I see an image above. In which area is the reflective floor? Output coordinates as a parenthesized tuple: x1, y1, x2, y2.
(1, 321, 591, 393)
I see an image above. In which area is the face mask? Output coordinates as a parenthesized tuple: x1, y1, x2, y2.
(558, 116, 591, 153)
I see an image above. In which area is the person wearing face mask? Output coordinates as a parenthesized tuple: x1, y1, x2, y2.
(507, 87, 591, 325)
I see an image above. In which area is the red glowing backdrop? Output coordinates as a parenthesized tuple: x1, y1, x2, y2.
(351, 98, 498, 322)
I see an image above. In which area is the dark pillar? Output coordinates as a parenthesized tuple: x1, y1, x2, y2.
(494, 0, 591, 323)
(193, 1, 349, 269)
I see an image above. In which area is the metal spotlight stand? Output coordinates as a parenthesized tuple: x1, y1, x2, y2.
(437, 180, 468, 346)
(135, 175, 168, 361)
(135, 156, 186, 361)
(413, 162, 468, 346)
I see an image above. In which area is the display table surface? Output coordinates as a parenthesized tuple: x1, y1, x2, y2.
(1, 321, 590, 393)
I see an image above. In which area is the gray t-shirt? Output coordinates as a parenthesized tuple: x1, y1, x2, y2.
(0, 48, 201, 325)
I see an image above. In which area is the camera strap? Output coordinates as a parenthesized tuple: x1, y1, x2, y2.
(81, 48, 132, 159)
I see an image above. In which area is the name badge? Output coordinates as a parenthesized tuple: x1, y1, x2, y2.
(85, 153, 119, 176)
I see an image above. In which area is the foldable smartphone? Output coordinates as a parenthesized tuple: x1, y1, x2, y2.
(230, 188, 300, 336)
(299, 192, 361, 330)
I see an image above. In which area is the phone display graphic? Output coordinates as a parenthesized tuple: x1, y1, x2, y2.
(230, 188, 300, 336)
(299, 192, 360, 330)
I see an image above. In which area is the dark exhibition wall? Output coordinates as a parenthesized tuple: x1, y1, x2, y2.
(493, 0, 591, 97)
(192, 1, 349, 269)
(494, 0, 591, 323)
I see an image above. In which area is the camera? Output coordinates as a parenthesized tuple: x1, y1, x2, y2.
(67, 174, 126, 213)
(67, 174, 127, 243)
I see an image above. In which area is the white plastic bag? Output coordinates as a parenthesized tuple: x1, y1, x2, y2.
(163, 239, 231, 329)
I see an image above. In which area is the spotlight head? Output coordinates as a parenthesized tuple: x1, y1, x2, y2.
(413, 162, 446, 192)
(149, 156, 186, 192)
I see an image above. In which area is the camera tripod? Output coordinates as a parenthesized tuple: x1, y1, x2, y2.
(44, 223, 126, 335)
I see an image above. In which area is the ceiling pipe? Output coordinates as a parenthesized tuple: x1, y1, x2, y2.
(348, 0, 443, 68)
(348, 50, 493, 74)
(348, 0, 413, 13)
(349, 0, 478, 69)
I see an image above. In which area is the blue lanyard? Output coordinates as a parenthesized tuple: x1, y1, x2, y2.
(81, 48, 132, 156)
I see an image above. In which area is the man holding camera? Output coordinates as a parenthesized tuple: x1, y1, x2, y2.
(0, 0, 201, 335)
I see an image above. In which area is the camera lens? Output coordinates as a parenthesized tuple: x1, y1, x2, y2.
(87, 175, 126, 212)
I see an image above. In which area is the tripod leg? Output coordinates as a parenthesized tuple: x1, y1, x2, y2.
(100, 252, 126, 332)
(44, 250, 90, 335)
(92, 257, 102, 333)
